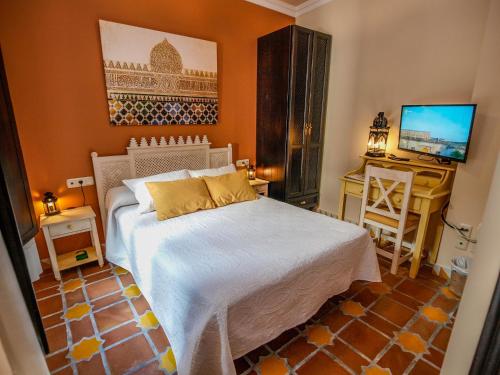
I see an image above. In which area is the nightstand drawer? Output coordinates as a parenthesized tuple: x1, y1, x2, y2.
(49, 218, 91, 238)
(253, 184, 268, 195)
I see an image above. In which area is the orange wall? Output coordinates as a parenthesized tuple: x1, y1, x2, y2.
(0, 0, 293, 259)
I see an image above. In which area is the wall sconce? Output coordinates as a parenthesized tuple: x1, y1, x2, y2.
(247, 165, 256, 180)
(366, 112, 390, 157)
(42, 192, 60, 216)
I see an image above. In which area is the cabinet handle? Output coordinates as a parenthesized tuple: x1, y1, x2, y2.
(67, 224, 73, 230)
(300, 200, 306, 205)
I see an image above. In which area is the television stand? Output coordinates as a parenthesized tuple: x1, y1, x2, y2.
(436, 157, 452, 165)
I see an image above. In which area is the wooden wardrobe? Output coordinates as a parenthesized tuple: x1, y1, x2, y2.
(256, 25, 331, 209)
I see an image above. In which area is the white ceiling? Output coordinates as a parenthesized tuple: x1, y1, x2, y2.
(245, 0, 332, 17)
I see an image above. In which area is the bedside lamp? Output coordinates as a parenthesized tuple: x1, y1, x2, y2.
(366, 112, 390, 157)
(42, 192, 60, 216)
(247, 165, 256, 180)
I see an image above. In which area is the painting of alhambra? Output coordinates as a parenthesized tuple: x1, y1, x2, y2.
(99, 20, 218, 125)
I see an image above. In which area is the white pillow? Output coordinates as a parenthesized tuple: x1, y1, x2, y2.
(105, 186, 138, 212)
(188, 164, 236, 178)
(123, 170, 190, 214)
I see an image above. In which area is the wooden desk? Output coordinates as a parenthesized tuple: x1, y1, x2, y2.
(338, 156, 456, 278)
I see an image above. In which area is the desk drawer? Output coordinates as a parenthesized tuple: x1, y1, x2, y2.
(49, 219, 91, 238)
(345, 182, 422, 212)
(253, 184, 268, 196)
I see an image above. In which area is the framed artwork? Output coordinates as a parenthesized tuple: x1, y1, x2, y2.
(99, 20, 218, 125)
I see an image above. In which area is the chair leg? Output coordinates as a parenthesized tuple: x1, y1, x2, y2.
(391, 234, 404, 275)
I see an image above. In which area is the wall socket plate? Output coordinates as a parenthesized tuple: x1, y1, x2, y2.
(67, 176, 94, 188)
(236, 159, 250, 167)
(455, 223, 472, 250)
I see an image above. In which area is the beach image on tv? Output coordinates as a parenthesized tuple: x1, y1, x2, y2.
(399, 105, 475, 161)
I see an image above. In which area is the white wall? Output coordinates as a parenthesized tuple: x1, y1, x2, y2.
(297, 0, 498, 271)
(0, 233, 48, 375)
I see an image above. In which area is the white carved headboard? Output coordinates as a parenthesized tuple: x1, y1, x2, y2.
(91, 135, 232, 232)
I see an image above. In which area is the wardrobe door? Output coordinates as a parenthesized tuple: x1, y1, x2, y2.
(286, 27, 313, 199)
(304, 32, 331, 196)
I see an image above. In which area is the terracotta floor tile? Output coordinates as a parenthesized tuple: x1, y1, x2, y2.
(70, 316, 95, 343)
(120, 273, 135, 287)
(33, 275, 60, 291)
(360, 311, 399, 337)
(61, 269, 79, 281)
(105, 335, 154, 374)
(45, 349, 70, 371)
(94, 300, 134, 332)
(387, 290, 421, 311)
(245, 345, 271, 364)
(432, 327, 451, 351)
(86, 277, 120, 300)
(424, 347, 444, 367)
(342, 280, 366, 298)
(42, 313, 64, 330)
(296, 351, 349, 375)
(35, 285, 60, 300)
(338, 320, 389, 359)
(148, 326, 170, 353)
(311, 301, 334, 320)
(76, 353, 106, 374)
(85, 270, 114, 284)
(409, 360, 439, 375)
(92, 292, 124, 310)
(267, 328, 299, 351)
(101, 321, 141, 348)
(81, 262, 111, 276)
(396, 280, 436, 303)
(133, 361, 164, 375)
(377, 345, 414, 375)
(409, 317, 437, 341)
(432, 295, 459, 313)
(278, 337, 315, 367)
(64, 289, 85, 306)
(46, 324, 67, 352)
(326, 339, 369, 373)
(370, 297, 414, 327)
(322, 309, 352, 333)
(381, 273, 402, 287)
(52, 366, 73, 375)
(234, 357, 251, 374)
(132, 295, 151, 315)
(38, 294, 63, 317)
(352, 288, 379, 308)
(258, 355, 288, 375)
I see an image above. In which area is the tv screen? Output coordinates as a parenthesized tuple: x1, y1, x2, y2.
(398, 104, 476, 162)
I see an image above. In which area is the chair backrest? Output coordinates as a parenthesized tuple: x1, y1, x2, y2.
(359, 165, 414, 232)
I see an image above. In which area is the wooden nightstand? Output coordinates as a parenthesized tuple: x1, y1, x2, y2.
(40, 206, 103, 280)
(249, 178, 269, 197)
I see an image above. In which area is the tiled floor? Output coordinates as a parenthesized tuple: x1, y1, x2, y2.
(35, 257, 459, 374)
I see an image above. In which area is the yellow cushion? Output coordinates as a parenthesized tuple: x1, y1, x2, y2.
(203, 170, 257, 207)
(146, 178, 215, 220)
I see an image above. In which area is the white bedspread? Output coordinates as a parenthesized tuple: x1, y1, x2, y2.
(106, 196, 380, 375)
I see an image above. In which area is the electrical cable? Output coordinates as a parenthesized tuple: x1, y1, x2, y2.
(79, 181, 86, 207)
(440, 201, 477, 244)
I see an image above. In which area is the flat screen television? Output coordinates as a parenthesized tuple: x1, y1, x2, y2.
(398, 104, 476, 163)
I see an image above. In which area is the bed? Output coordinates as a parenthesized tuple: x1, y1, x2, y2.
(92, 137, 381, 375)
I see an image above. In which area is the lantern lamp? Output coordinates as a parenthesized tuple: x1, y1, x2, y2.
(247, 164, 256, 180)
(42, 192, 60, 216)
(366, 112, 390, 157)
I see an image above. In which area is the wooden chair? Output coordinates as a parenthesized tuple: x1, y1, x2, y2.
(359, 165, 419, 275)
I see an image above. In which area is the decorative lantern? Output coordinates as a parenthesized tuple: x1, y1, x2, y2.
(42, 192, 60, 216)
(247, 165, 256, 180)
(366, 112, 390, 157)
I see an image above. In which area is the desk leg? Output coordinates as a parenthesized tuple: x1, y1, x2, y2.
(337, 182, 347, 220)
(91, 219, 104, 267)
(42, 226, 61, 281)
(410, 200, 431, 278)
(429, 220, 444, 264)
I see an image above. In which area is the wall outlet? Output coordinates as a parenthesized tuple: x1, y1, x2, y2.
(236, 159, 250, 167)
(455, 223, 472, 250)
(67, 176, 94, 188)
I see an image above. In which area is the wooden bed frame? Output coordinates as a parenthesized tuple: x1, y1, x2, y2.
(91, 136, 232, 231)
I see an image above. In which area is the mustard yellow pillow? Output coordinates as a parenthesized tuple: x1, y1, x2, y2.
(203, 170, 257, 207)
(146, 178, 215, 220)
